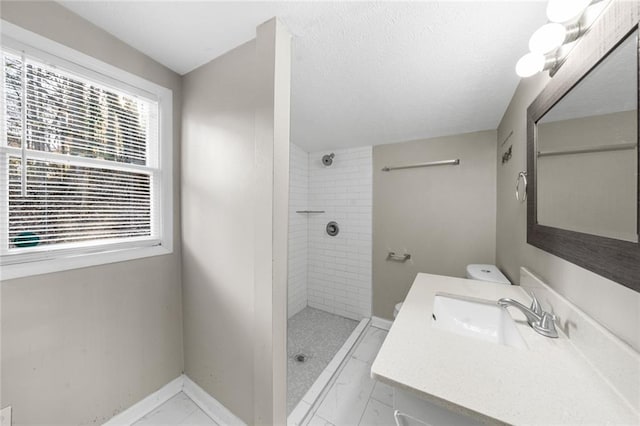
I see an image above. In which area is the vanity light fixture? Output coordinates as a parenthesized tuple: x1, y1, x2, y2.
(529, 23, 578, 54)
(515, 52, 557, 78)
(515, 0, 607, 78)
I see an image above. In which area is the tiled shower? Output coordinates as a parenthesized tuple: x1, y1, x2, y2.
(288, 144, 310, 317)
(307, 147, 372, 320)
(288, 145, 372, 319)
(286, 144, 373, 415)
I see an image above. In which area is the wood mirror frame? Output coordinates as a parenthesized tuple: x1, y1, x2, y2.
(526, 1, 640, 292)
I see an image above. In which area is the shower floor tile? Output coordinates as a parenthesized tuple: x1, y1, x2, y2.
(287, 306, 358, 414)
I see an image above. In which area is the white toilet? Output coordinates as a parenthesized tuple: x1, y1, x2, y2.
(465, 264, 511, 285)
(392, 264, 511, 319)
(393, 302, 403, 319)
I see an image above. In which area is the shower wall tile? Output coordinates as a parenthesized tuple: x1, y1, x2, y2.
(288, 144, 309, 318)
(307, 147, 373, 320)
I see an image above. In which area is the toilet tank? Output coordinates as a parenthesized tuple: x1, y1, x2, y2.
(466, 264, 511, 285)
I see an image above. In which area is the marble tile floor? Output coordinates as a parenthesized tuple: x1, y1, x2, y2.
(288, 307, 359, 414)
(133, 392, 218, 426)
(306, 326, 395, 426)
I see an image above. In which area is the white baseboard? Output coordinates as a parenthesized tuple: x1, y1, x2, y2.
(102, 374, 245, 426)
(183, 375, 245, 426)
(102, 375, 183, 425)
(371, 316, 393, 331)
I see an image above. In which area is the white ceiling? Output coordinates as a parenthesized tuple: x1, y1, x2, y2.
(58, 1, 548, 152)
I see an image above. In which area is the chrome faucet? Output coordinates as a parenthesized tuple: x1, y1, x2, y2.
(498, 292, 558, 338)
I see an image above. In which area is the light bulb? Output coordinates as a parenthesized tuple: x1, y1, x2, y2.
(529, 23, 567, 54)
(546, 0, 591, 23)
(516, 52, 546, 78)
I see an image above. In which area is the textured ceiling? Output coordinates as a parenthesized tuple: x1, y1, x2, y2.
(58, 1, 548, 152)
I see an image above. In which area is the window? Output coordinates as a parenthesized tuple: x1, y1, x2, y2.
(0, 23, 173, 279)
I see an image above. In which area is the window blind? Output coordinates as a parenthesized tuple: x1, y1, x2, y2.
(1, 49, 160, 256)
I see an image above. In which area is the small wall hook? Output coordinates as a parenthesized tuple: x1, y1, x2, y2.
(502, 145, 513, 164)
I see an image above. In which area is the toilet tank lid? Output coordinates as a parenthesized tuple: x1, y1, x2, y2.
(466, 264, 511, 285)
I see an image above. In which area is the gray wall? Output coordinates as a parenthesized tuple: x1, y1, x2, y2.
(181, 19, 290, 425)
(496, 75, 640, 352)
(373, 131, 497, 319)
(0, 2, 184, 425)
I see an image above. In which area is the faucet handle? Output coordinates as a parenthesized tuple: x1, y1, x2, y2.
(528, 290, 543, 315)
(533, 311, 559, 338)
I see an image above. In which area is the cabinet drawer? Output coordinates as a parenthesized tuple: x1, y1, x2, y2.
(393, 410, 431, 426)
(393, 388, 481, 426)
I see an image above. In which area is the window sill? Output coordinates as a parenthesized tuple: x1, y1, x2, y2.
(0, 244, 173, 281)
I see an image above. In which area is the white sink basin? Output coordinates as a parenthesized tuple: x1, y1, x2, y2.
(432, 293, 527, 349)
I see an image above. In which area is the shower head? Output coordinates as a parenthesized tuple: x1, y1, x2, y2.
(322, 153, 335, 166)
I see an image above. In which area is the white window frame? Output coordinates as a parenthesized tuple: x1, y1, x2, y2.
(0, 21, 173, 280)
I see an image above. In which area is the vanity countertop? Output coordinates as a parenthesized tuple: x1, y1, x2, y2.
(371, 273, 640, 425)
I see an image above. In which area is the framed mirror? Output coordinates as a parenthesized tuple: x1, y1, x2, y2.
(527, 1, 640, 292)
